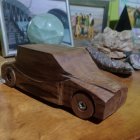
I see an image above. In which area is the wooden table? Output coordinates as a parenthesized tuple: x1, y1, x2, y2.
(0, 65, 140, 140)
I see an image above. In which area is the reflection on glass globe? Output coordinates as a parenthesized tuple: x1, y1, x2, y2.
(27, 13, 64, 44)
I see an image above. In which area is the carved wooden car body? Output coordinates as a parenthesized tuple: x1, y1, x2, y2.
(1, 44, 128, 120)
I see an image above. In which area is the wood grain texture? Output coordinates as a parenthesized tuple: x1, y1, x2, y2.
(1, 44, 128, 120)
(0, 71, 140, 140)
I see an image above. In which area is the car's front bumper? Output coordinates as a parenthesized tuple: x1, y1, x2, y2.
(93, 87, 128, 120)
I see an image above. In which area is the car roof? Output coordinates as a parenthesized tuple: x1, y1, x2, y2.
(16, 44, 89, 81)
(20, 44, 85, 55)
(16, 44, 122, 92)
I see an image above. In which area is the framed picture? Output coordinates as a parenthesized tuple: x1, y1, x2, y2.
(119, 0, 140, 28)
(119, 0, 140, 46)
(69, 0, 109, 47)
(0, 0, 74, 57)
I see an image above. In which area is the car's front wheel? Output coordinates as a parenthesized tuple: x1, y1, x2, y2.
(71, 93, 94, 119)
(2, 66, 16, 87)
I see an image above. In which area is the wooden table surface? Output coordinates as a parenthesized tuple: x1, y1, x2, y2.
(0, 59, 140, 140)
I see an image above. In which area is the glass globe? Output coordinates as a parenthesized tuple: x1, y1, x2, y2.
(27, 13, 64, 44)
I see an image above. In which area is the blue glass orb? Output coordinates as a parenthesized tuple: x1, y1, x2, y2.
(27, 13, 64, 44)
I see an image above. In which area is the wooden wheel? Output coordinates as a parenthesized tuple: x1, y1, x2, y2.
(71, 93, 94, 119)
(3, 67, 16, 87)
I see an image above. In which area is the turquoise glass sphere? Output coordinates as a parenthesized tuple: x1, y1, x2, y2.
(27, 13, 64, 44)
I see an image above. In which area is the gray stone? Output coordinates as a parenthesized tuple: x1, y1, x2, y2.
(129, 53, 140, 70)
(86, 46, 133, 75)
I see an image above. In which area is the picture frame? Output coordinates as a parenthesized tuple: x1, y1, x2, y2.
(119, 0, 140, 28)
(69, 0, 109, 47)
(0, 0, 74, 57)
(119, 0, 140, 14)
(119, 0, 140, 46)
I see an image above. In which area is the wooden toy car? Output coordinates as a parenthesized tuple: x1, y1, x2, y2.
(1, 44, 128, 120)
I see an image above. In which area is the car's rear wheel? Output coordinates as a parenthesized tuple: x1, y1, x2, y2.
(3, 66, 16, 87)
(71, 93, 94, 119)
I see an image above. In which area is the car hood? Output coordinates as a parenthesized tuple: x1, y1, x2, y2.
(64, 73, 122, 93)
(64, 74, 127, 104)
(54, 48, 123, 93)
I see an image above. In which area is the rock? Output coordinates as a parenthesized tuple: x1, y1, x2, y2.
(113, 39, 122, 50)
(27, 13, 64, 44)
(92, 27, 134, 59)
(103, 27, 118, 37)
(86, 46, 133, 75)
(109, 51, 126, 59)
(120, 40, 133, 51)
(129, 53, 140, 70)
(91, 33, 103, 46)
(103, 28, 118, 49)
(119, 30, 132, 41)
(98, 46, 111, 55)
(103, 35, 116, 48)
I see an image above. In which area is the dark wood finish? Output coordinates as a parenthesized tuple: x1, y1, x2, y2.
(1, 44, 128, 120)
